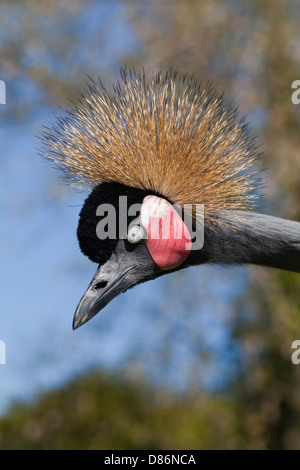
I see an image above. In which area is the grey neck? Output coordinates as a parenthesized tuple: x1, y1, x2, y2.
(207, 211, 300, 273)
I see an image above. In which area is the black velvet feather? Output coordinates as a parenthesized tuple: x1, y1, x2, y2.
(77, 183, 158, 265)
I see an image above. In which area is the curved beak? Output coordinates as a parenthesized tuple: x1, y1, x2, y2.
(73, 254, 135, 330)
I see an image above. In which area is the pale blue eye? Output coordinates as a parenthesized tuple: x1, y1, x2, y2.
(127, 225, 145, 244)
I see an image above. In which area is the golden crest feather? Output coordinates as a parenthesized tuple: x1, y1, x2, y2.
(40, 68, 260, 223)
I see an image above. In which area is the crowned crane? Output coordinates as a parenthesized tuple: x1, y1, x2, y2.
(41, 68, 300, 329)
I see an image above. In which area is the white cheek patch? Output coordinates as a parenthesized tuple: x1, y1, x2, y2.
(141, 195, 192, 270)
(140, 196, 170, 226)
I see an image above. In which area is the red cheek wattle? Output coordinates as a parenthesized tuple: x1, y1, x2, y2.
(140, 195, 192, 270)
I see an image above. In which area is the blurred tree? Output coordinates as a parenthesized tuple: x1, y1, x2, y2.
(0, 370, 241, 449)
(229, 0, 300, 450)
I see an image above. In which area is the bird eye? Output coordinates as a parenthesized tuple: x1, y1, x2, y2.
(127, 224, 146, 244)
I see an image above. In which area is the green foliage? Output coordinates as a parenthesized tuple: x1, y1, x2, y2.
(0, 370, 238, 450)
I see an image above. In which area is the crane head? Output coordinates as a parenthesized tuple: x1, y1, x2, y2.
(73, 182, 201, 329)
(40, 68, 261, 329)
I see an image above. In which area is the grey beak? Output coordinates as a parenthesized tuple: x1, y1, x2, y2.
(73, 255, 134, 330)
